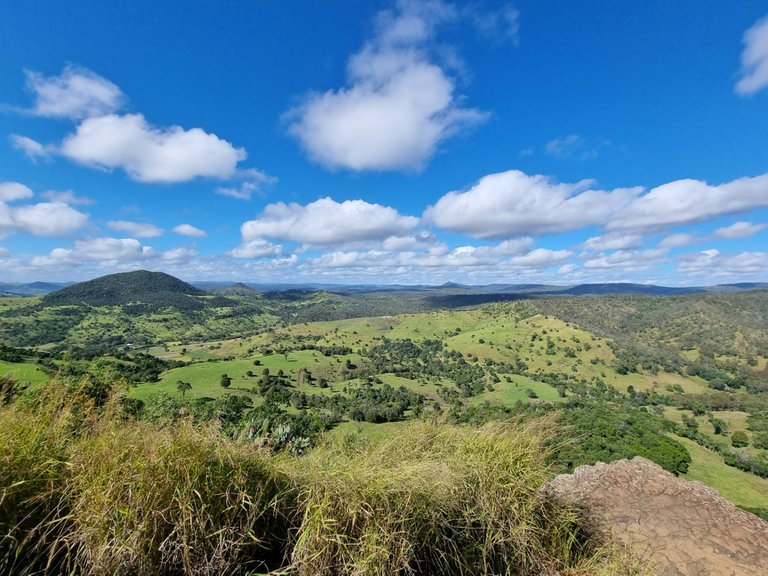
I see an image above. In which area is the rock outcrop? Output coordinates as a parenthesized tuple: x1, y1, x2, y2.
(544, 457, 768, 575)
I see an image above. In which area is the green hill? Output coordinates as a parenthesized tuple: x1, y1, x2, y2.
(43, 270, 207, 310)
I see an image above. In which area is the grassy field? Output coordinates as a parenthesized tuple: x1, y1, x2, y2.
(135, 349, 358, 401)
(0, 360, 49, 386)
(135, 305, 717, 413)
(677, 435, 768, 511)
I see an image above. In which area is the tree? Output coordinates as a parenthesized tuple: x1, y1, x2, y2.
(731, 430, 749, 448)
(176, 380, 192, 398)
(709, 417, 729, 436)
(220, 374, 232, 388)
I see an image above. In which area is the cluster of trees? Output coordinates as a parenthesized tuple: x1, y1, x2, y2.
(361, 338, 488, 396)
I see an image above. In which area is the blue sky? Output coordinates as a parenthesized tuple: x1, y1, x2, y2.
(1, 0, 767, 285)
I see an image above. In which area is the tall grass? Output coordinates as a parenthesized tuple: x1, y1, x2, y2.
(0, 376, 644, 575)
(283, 419, 591, 575)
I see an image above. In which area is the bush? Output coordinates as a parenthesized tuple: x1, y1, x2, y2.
(731, 430, 750, 448)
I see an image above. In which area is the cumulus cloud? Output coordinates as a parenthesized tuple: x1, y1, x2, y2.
(41, 190, 94, 205)
(240, 197, 419, 246)
(429, 169, 768, 239)
(509, 248, 571, 268)
(106, 220, 164, 238)
(14, 66, 267, 186)
(0, 182, 34, 202)
(173, 224, 207, 238)
(287, 0, 486, 171)
(304, 243, 569, 282)
(609, 173, 768, 232)
(678, 249, 768, 277)
(0, 182, 89, 238)
(736, 16, 768, 95)
(580, 233, 644, 251)
(32, 237, 154, 267)
(24, 65, 125, 119)
(0, 204, 88, 238)
(659, 233, 698, 249)
(162, 247, 198, 261)
(714, 221, 767, 239)
(426, 170, 640, 238)
(583, 249, 667, 271)
(60, 113, 246, 183)
(229, 239, 283, 259)
(10, 203, 88, 236)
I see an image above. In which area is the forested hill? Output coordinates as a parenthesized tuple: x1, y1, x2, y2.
(532, 290, 768, 370)
(42, 270, 207, 310)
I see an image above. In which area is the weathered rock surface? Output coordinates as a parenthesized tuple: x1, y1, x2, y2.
(544, 457, 768, 575)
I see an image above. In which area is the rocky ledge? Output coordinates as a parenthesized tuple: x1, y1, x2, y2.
(544, 457, 768, 576)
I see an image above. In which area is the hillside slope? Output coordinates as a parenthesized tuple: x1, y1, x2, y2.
(43, 270, 207, 310)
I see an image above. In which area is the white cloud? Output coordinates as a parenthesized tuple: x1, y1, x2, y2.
(714, 221, 767, 239)
(0, 182, 34, 202)
(510, 248, 572, 268)
(583, 249, 667, 271)
(173, 224, 207, 238)
(287, 0, 486, 171)
(429, 169, 768, 239)
(41, 190, 94, 205)
(24, 65, 125, 119)
(162, 247, 198, 261)
(736, 16, 768, 95)
(15, 66, 265, 186)
(0, 183, 89, 238)
(580, 233, 644, 251)
(10, 135, 50, 160)
(32, 237, 154, 267)
(609, 173, 768, 232)
(215, 169, 276, 200)
(106, 220, 164, 238)
(426, 169, 639, 238)
(659, 233, 698, 249)
(60, 113, 247, 183)
(678, 249, 768, 277)
(229, 239, 283, 259)
(2, 202, 88, 237)
(304, 242, 563, 277)
(241, 197, 419, 246)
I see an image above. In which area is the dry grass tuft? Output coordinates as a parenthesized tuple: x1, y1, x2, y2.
(0, 377, 644, 575)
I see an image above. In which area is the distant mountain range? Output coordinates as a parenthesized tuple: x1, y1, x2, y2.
(2, 273, 767, 299)
(0, 281, 73, 296)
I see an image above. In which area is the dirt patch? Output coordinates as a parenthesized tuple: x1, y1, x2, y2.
(545, 457, 768, 575)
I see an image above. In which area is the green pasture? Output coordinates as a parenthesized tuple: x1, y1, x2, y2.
(0, 360, 49, 386)
(677, 435, 768, 512)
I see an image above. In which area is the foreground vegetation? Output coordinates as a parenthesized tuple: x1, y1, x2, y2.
(0, 376, 644, 576)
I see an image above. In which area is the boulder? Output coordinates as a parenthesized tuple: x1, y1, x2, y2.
(544, 457, 768, 576)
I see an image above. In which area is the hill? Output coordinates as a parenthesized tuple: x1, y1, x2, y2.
(43, 270, 206, 310)
(214, 282, 258, 296)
